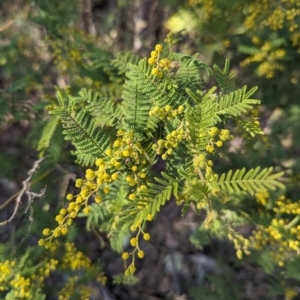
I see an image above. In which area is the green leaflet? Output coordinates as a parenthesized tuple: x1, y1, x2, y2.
(37, 115, 60, 157)
(237, 118, 264, 137)
(50, 91, 111, 166)
(217, 86, 260, 117)
(131, 172, 179, 224)
(217, 167, 284, 195)
(213, 59, 235, 94)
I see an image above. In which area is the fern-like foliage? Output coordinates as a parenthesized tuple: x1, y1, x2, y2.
(50, 91, 111, 166)
(121, 59, 177, 133)
(83, 49, 119, 83)
(41, 43, 285, 278)
(132, 172, 179, 224)
(121, 60, 153, 132)
(85, 86, 123, 127)
(170, 53, 209, 96)
(213, 59, 235, 94)
(37, 115, 60, 157)
(111, 51, 140, 76)
(84, 203, 109, 232)
(109, 224, 131, 253)
(217, 86, 260, 117)
(185, 179, 211, 202)
(237, 119, 264, 137)
(185, 88, 221, 151)
(216, 167, 284, 195)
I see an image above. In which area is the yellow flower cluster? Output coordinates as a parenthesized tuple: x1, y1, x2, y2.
(39, 130, 152, 248)
(39, 129, 154, 274)
(285, 288, 299, 300)
(48, 38, 68, 72)
(58, 276, 93, 300)
(57, 242, 106, 299)
(244, 0, 289, 31)
(0, 260, 15, 291)
(237, 194, 300, 266)
(189, 0, 215, 20)
(192, 153, 214, 181)
(0, 255, 60, 299)
(10, 274, 31, 299)
(244, 0, 300, 46)
(227, 231, 251, 260)
(265, 7, 285, 30)
(152, 127, 185, 160)
(0, 260, 38, 299)
(190, 0, 299, 78)
(148, 44, 171, 79)
(61, 243, 92, 270)
(205, 127, 232, 153)
(121, 225, 151, 275)
(0, 241, 106, 299)
(149, 104, 185, 121)
(240, 40, 286, 78)
(274, 195, 300, 215)
(33, 258, 58, 285)
(255, 190, 269, 206)
(48, 28, 102, 90)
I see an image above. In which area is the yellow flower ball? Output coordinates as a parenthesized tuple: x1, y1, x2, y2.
(143, 233, 150, 241)
(137, 250, 145, 259)
(155, 44, 163, 52)
(83, 206, 90, 214)
(122, 252, 129, 260)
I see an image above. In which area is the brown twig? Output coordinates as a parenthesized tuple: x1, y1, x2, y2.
(0, 158, 46, 227)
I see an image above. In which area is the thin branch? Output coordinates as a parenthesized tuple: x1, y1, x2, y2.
(0, 158, 45, 227)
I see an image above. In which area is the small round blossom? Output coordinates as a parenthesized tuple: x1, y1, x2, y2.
(95, 196, 102, 203)
(122, 252, 129, 260)
(76, 196, 84, 204)
(70, 211, 77, 218)
(130, 237, 137, 247)
(55, 215, 63, 223)
(83, 206, 90, 214)
(148, 57, 156, 66)
(128, 193, 136, 200)
(137, 250, 145, 259)
(162, 153, 168, 160)
(38, 239, 45, 246)
(129, 264, 136, 274)
(216, 140, 223, 147)
(138, 172, 146, 178)
(208, 127, 219, 137)
(146, 214, 153, 221)
(219, 129, 231, 141)
(53, 228, 61, 237)
(151, 67, 159, 76)
(177, 105, 184, 113)
(105, 148, 112, 156)
(43, 228, 51, 236)
(151, 50, 158, 59)
(155, 44, 163, 52)
(95, 158, 104, 166)
(131, 165, 138, 172)
(103, 187, 110, 194)
(143, 233, 150, 240)
(85, 169, 95, 180)
(61, 227, 68, 235)
(111, 173, 118, 180)
(66, 194, 73, 201)
(75, 179, 83, 187)
(206, 145, 215, 153)
(60, 208, 67, 215)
